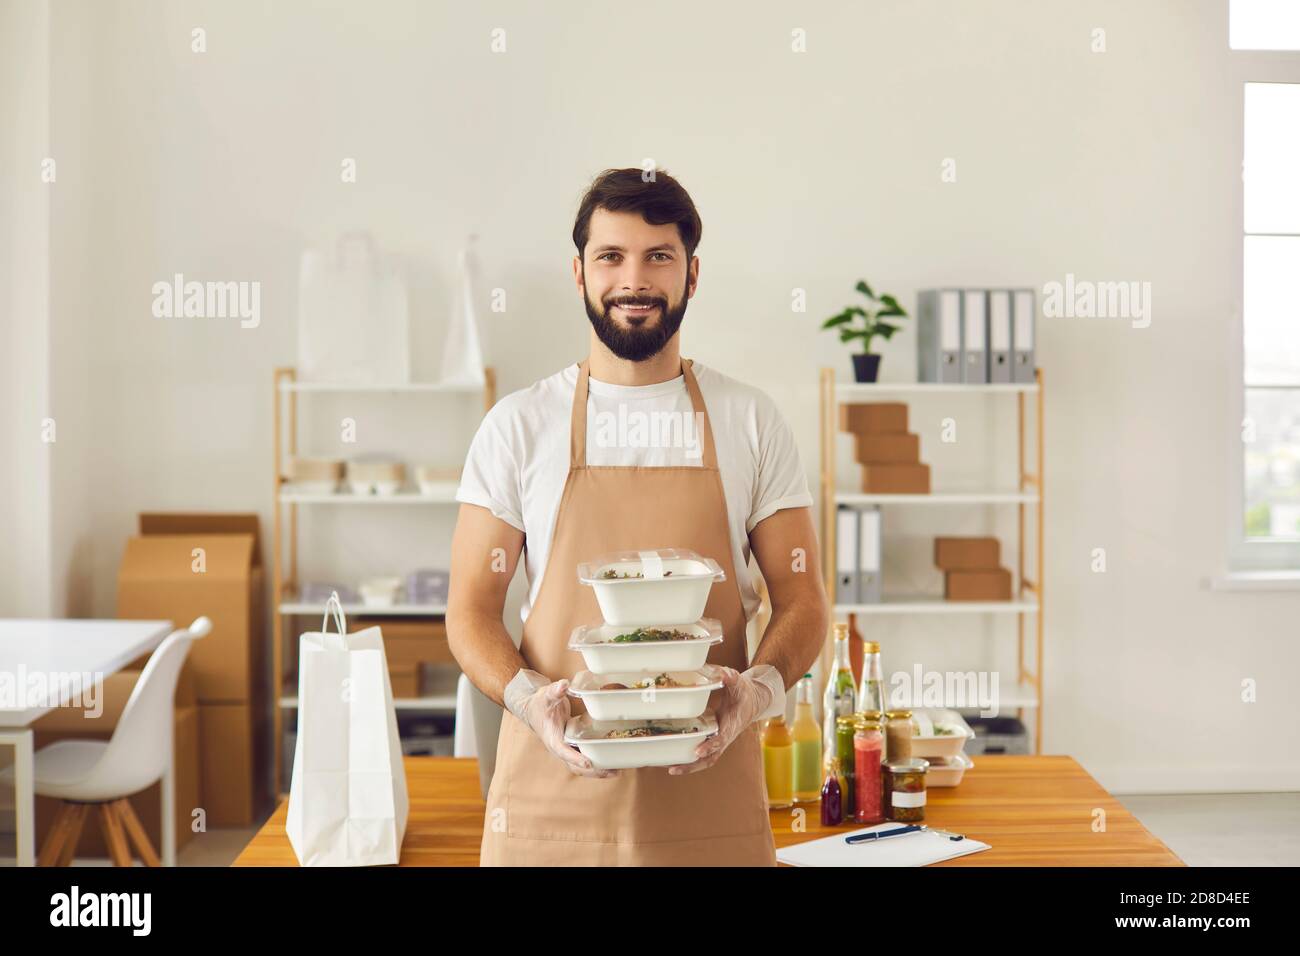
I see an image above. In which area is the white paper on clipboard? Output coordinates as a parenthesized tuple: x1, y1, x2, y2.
(776, 823, 991, 867)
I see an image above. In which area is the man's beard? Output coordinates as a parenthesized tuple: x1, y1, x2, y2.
(583, 270, 689, 362)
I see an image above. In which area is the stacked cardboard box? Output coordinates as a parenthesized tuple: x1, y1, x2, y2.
(352, 617, 455, 699)
(934, 536, 1011, 600)
(839, 402, 930, 493)
(117, 513, 271, 828)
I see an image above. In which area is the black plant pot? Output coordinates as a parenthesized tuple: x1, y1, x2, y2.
(852, 353, 881, 383)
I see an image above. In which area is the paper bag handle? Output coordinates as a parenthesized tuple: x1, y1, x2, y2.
(321, 591, 348, 636)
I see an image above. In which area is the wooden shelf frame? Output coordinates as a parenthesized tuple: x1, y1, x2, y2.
(818, 368, 1045, 753)
(270, 365, 497, 795)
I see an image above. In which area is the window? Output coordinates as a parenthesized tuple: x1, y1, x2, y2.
(1231, 1, 1300, 571)
(1242, 84, 1300, 546)
(1230, 0, 1300, 51)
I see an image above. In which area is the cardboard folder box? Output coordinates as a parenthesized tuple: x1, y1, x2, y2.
(199, 701, 271, 825)
(352, 617, 455, 667)
(934, 536, 1002, 570)
(117, 513, 266, 703)
(860, 463, 931, 494)
(116, 512, 270, 826)
(854, 432, 921, 465)
(839, 402, 908, 434)
(30, 671, 200, 858)
(945, 568, 1012, 601)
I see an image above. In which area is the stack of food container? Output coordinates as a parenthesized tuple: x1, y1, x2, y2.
(563, 548, 727, 770)
(907, 708, 976, 788)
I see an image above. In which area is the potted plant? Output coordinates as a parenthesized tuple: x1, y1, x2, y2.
(821, 280, 909, 382)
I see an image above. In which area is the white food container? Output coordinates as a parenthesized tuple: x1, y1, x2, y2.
(577, 548, 725, 626)
(923, 752, 974, 787)
(568, 618, 723, 672)
(359, 577, 402, 607)
(567, 666, 722, 721)
(909, 708, 976, 759)
(564, 713, 717, 770)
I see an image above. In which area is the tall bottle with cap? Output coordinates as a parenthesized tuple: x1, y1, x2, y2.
(761, 716, 793, 809)
(858, 640, 884, 716)
(822, 623, 857, 766)
(791, 674, 822, 802)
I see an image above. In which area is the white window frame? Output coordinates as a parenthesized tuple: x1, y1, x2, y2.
(1227, 4, 1300, 576)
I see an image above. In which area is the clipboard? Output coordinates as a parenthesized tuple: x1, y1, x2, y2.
(776, 823, 991, 867)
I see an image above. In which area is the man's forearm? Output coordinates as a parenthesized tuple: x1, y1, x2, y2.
(750, 594, 830, 695)
(447, 608, 532, 709)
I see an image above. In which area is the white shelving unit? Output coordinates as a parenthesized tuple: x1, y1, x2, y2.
(270, 365, 497, 795)
(819, 368, 1045, 751)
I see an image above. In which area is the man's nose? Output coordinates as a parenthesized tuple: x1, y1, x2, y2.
(619, 263, 653, 293)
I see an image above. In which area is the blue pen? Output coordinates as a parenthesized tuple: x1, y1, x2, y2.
(845, 824, 923, 844)
(845, 824, 964, 844)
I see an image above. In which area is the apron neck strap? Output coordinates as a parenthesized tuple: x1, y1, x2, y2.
(571, 357, 719, 470)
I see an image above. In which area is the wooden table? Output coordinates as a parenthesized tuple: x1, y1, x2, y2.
(0, 618, 174, 867)
(233, 754, 1184, 866)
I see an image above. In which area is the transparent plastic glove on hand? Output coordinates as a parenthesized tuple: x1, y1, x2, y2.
(667, 663, 785, 775)
(503, 667, 616, 779)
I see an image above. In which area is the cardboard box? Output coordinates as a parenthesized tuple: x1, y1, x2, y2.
(117, 513, 267, 705)
(199, 701, 271, 826)
(853, 432, 920, 465)
(352, 617, 454, 667)
(945, 568, 1012, 601)
(934, 536, 1002, 570)
(839, 402, 908, 434)
(859, 463, 931, 494)
(30, 671, 200, 859)
(388, 663, 419, 698)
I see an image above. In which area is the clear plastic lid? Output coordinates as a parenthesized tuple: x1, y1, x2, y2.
(564, 712, 718, 743)
(568, 665, 723, 696)
(922, 753, 974, 771)
(568, 617, 725, 649)
(576, 548, 725, 584)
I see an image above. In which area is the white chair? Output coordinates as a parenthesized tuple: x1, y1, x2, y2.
(0, 616, 210, 867)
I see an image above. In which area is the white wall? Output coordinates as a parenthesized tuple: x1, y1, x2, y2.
(0, 0, 53, 618)
(12, 0, 1300, 792)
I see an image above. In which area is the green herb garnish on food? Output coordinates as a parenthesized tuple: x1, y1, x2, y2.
(609, 627, 695, 643)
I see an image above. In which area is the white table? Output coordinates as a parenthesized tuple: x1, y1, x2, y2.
(0, 619, 172, 867)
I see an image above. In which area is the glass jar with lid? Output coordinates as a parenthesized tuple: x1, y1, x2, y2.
(884, 709, 913, 762)
(883, 757, 930, 823)
(853, 717, 884, 825)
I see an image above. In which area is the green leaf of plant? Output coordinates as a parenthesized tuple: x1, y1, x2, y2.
(855, 280, 876, 300)
(821, 312, 853, 329)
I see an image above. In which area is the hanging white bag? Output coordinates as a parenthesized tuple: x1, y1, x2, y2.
(286, 593, 409, 866)
(298, 231, 410, 384)
(438, 238, 487, 386)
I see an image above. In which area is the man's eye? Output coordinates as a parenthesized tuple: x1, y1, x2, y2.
(651, 253, 671, 261)
(597, 253, 619, 262)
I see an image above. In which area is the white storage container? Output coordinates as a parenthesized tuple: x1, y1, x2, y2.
(909, 708, 975, 759)
(564, 713, 716, 771)
(567, 667, 722, 721)
(577, 548, 725, 626)
(567, 618, 723, 673)
(923, 752, 973, 787)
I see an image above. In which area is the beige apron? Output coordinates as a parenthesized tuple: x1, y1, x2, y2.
(480, 357, 777, 866)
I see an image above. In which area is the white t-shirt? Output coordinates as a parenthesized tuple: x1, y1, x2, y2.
(455, 360, 814, 628)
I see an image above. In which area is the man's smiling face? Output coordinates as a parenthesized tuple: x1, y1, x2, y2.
(578, 207, 697, 362)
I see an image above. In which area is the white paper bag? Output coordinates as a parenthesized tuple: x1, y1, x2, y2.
(298, 231, 410, 383)
(438, 240, 486, 386)
(286, 594, 409, 866)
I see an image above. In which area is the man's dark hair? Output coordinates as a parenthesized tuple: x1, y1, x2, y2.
(572, 168, 703, 259)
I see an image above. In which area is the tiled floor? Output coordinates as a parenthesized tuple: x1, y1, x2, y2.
(1117, 792, 1300, 866)
(3, 793, 1298, 866)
